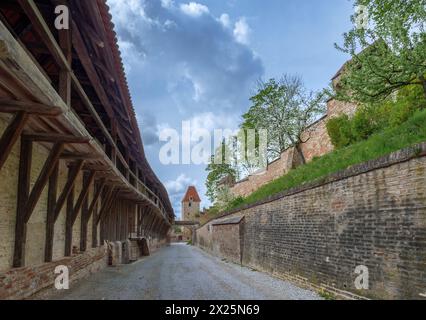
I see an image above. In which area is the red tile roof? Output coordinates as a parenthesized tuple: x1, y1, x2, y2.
(97, 0, 174, 217)
(182, 186, 201, 203)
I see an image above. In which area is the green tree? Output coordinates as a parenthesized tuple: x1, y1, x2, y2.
(205, 140, 238, 203)
(242, 75, 326, 164)
(335, 0, 426, 103)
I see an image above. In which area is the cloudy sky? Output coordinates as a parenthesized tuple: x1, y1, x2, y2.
(107, 0, 354, 219)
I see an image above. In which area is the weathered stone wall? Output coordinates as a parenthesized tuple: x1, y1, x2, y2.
(0, 246, 107, 300)
(182, 200, 200, 220)
(197, 223, 213, 251)
(230, 99, 358, 198)
(198, 144, 426, 299)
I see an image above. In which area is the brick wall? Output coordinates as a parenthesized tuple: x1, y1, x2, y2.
(197, 217, 244, 265)
(0, 246, 107, 300)
(0, 114, 96, 271)
(197, 143, 426, 299)
(0, 114, 19, 272)
(230, 99, 358, 198)
(231, 148, 297, 198)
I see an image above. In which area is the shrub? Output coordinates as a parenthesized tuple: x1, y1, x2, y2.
(351, 105, 379, 141)
(327, 84, 426, 149)
(326, 114, 354, 148)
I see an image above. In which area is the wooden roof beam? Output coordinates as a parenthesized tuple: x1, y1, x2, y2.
(0, 98, 62, 116)
(60, 152, 103, 160)
(23, 132, 90, 144)
(71, 19, 129, 148)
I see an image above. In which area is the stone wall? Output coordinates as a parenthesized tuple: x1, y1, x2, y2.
(0, 246, 107, 300)
(197, 143, 426, 299)
(230, 99, 358, 198)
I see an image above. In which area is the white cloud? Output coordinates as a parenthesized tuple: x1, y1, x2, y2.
(117, 38, 145, 73)
(108, 0, 159, 34)
(165, 174, 197, 195)
(189, 112, 238, 136)
(233, 18, 251, 45)
(219, 13, 231, 28)
(186, 72, 204, 102)
(180, 2, 210, 17)
(161, 0, 174, 9)
(164, 19, 177, 29)
(158, 112, 239, 142)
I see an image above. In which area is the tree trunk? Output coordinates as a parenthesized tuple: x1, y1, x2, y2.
(295, 144, 306, 165)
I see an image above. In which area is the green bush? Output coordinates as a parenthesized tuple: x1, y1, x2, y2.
(327, 85, 426, 149)
(351, 104, 381, 141)
(326, 114, 354, 148)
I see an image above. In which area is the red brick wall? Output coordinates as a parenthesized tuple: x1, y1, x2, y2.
(0, 246, 107, 300)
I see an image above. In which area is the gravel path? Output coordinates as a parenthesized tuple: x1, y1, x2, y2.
(51, 243, 322, 300)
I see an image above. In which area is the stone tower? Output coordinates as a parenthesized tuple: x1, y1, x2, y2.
(181, 186, 201, 241)
(181, 186, 201, 221)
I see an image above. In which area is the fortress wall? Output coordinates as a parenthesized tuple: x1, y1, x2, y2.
(198, 144, 426, 299)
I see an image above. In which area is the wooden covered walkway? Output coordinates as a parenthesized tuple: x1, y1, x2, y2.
(0, 0, 174, 284)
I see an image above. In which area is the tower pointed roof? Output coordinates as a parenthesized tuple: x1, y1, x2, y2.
(182, 186, 201, 203)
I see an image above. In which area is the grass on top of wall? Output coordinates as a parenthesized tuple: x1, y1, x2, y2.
(226, 109, 426, 212)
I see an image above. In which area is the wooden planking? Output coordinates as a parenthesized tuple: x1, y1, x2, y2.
(0, 8, 52, 83)
(0, 111, 28, 171)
